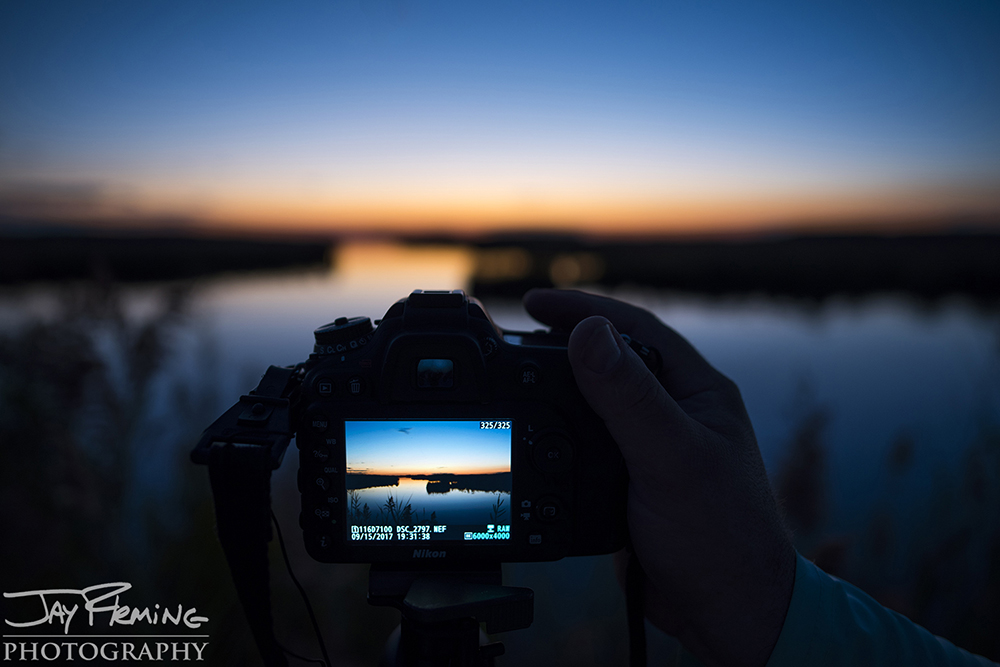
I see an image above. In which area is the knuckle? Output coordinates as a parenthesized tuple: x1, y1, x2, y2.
(715, 372, 743, 403)
(635, 308, 665, 335)
(713, 373, 755, 438)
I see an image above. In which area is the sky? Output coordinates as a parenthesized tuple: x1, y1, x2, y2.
(1, 0, 999, 236)
(345, 420, 511, 475)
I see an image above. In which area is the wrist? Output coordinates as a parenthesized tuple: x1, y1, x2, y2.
(679, 537, 796, 667)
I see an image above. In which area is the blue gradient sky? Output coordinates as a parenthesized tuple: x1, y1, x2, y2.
(1, 0, 998, 234)
(345, 420, 511, 475)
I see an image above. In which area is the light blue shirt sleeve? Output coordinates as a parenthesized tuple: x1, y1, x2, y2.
(764, 552, 997, 666)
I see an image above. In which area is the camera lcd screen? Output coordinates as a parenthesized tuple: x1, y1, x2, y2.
(344, 419, 512, 543)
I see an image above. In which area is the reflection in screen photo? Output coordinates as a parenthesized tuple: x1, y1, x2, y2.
(345, 420, 512, 543)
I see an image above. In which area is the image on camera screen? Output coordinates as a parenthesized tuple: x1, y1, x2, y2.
(345, 419, 512, 543)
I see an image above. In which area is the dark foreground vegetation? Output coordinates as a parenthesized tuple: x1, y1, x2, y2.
(774, 403, 1000, 660)
(0, 283, 400, 666)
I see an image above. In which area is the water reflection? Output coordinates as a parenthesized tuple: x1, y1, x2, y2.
(1, 241, 998, 664)
(348, 477, 509, 527)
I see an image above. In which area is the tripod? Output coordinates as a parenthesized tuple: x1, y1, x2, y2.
(368, 563, 534, 667)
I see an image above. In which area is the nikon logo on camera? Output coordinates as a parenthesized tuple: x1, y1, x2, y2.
(412, 550, 446, 558)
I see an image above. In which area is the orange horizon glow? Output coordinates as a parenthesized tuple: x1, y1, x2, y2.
(205, 185, 1000, 235)
(10, 178, 1000, 239)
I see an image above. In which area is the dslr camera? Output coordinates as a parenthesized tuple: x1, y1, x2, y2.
(194, 290, 663, 565)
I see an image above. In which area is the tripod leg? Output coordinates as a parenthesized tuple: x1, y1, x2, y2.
(381, 617, 504, 667)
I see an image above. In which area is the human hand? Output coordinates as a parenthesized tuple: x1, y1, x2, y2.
(523, 289, 795, 667)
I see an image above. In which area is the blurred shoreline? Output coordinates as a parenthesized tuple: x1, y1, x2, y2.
(4, 225, 1000, 303)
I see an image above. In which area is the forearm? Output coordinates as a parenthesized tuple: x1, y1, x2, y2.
(765, 553, 996, 667)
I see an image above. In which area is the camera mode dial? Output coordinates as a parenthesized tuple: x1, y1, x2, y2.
(313, 317, 375, 355)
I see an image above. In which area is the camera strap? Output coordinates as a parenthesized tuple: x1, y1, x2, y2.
(193, 365, 299, 667)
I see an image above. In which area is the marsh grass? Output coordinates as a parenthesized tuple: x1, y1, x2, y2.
(776, 384, 1000, 660)
(489, 493, 507, 523)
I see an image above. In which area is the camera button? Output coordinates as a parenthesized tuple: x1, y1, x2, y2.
(346, 376, 365, 396)
(302, 492, 338, 521)
(532, 434, 573, 472)
(308, 446, 330, 463)
(301, 468, 332, 493)
(527, 534, 543, 545)
(317, 378, 334, 396)
(304, 530, 335, 555)
(309, 415, 330, 433)
(535, 498, 561, 522)
(518, 363, 540, 386)
(300, 503, 333, 529)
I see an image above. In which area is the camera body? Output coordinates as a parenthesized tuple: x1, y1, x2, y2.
(298, 290, 628, 564)
(195, 289, 640, 565)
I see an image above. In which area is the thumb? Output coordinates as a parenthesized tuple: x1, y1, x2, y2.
(567, 316, 692, 477)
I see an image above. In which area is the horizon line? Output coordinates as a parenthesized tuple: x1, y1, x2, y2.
(4, 212, 1000, 243)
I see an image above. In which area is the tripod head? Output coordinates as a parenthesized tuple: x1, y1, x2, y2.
(369, 564, 534, 667)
